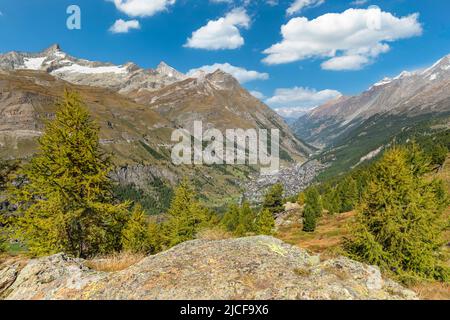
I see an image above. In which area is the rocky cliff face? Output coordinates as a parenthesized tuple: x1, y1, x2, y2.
(0, 236, 416, 300)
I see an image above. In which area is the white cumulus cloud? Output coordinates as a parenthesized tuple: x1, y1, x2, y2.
(109, 19, 141, 33)
(266, 87, 341, 109)
(273, 107, 309, 119)
(188, 63, 268, 83)
(287, 0, 325, 16)
(110, 0, 176, 18)
(263, 6, 422, 70)
(185, 8, 250, 50)
(250, 90, 266, 99)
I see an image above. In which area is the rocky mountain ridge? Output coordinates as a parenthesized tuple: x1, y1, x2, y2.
(291, 53, 450, 176)
(0, 44, 187, 94)
(0, 44, 310, 162)
(293, 54, 450, 147)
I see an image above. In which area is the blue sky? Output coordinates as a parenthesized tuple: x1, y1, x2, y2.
(1, 0, 450, 117)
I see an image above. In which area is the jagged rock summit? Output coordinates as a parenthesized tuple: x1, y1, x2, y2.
(0, 236, 416, 300)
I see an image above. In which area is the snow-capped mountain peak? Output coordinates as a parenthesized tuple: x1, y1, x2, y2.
(0, 45, 192, 93)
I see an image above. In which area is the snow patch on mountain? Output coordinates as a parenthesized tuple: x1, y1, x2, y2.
(52, 64, 128, 75)
(22, 57, 46, 70)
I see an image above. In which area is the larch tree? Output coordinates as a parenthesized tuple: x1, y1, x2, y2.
(302, 187, 322, 232)
(163, 178, 210, 247)
(235, 201, 257, 236)
(345, 147, 449, 282)
(221, 203, 241, 233)
(338, 177, 358, 212)
(262, 183, 284, 215)
(256, 208, 275, 235)
(10, 90, 129, 258)
(121, 204, 150, 254)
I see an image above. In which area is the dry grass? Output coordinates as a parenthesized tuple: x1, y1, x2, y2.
(276, 208, 450, 300)
(411, 281, 450, 300)
(276, 211, 355, 257)
(85, 252, 146, 272)
(0, 254, 29, 274)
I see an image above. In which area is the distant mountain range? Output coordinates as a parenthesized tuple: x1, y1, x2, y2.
(0, 44, 311, 206)
(291, 54, 450, 177)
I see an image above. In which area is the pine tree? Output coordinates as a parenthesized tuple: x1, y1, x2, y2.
(256, 209, 275, 235)
(297, 192, 305, 206)
(164, 178, 210, 247)
(0, 159, 14, 252)
(221, 204, 240, 232)
(235, 201, 256, 236)
(262, 183, 284, 215)
(338, 177, 358, 212)
(302, 187, 322, 232)
(322, 184, 341, 215)
(121, 205, 150, 253)
(10, 90, 129, 258)
(345, 147, 449, 282)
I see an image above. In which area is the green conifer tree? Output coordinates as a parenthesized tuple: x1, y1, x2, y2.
(302, 187, 322, 232)
(10, 91, 129, 258)
(256, 209, 275, 235)
(235, 201, 256, 236)
(121, 205, 150, 253)
(345, 147, 449, 282)
(297, 192, 305, 206)
(221, 204, 240, 232)
(0, 159, 18, 252)
(338, 177, 358, 212)
(322, 184, 341, 215)
(262, 183, 284, 215)
(164, 178, 210, 247)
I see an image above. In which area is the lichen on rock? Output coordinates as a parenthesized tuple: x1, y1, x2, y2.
(0, 236, 417, 300)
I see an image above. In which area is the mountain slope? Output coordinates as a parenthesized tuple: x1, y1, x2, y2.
(130, 69, 313, 159)
(292, 54, 450, 176)
(0, 44, 309, 162)
(0, 44, 312, 208)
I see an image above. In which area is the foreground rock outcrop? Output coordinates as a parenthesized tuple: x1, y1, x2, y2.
(0, 236, 416, 300)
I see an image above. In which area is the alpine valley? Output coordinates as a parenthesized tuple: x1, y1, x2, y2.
(0, 44, 312, 209)
(292, 54, 450, 178)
